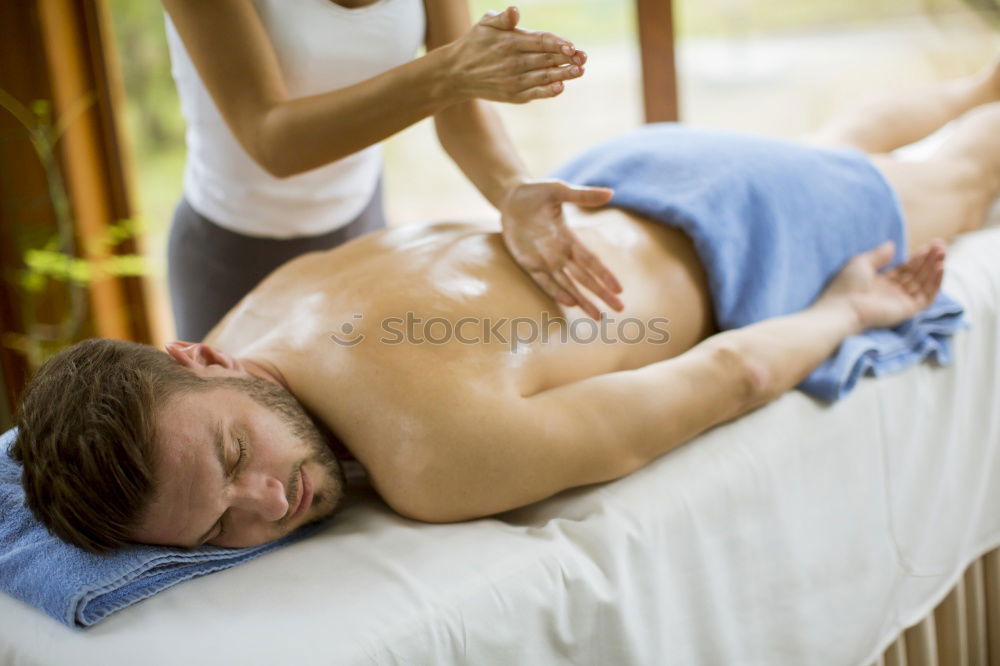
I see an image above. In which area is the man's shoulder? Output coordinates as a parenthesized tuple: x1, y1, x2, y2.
(284, 346, 510, 478)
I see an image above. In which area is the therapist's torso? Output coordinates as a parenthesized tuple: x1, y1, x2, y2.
(166, 0, 426, 238)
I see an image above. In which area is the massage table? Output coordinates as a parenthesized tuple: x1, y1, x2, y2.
(1, 207, 998, 666)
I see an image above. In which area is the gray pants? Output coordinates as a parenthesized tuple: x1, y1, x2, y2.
(167, 180, 386, 341)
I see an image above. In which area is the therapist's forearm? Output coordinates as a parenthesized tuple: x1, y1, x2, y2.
(708, 297, 864, 406)
(256, 48, 458, 178)
(433, 100, 529, 210)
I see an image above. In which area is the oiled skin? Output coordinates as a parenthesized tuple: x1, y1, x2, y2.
(204, 205, 716, 484)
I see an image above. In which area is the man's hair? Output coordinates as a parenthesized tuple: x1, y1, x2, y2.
(8, 338, 207, 555)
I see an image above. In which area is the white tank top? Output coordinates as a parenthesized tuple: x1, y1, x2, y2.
(165, 0, 426, 238)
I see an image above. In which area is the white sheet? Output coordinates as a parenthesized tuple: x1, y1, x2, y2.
(2, 219, 998, 666)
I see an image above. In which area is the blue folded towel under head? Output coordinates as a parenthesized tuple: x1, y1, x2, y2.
(551, 123, 968, 402)
(0, 427, 323, 628)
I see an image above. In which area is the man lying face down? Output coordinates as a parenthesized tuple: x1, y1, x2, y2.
(10, 66, 1000, 553)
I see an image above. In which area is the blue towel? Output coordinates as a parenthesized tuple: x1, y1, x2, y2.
(0, 427, 325, 628)
(552, 124, 968, 402)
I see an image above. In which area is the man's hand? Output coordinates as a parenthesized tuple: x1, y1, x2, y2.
(500, 180, 625, 320)
(818, 238, 947, 330)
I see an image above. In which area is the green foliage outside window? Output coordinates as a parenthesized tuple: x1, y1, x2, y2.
(0, 90, 147, 371)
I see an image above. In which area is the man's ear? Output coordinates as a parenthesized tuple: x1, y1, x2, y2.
(164, 341, 246, 376)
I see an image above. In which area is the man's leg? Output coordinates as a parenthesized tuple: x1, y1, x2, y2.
(871, 101, 1000, 256)
(806, 58, 1000, 257)
(809, 58, 1000, 153)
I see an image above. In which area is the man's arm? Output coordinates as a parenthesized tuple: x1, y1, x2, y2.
(387, 298, 858, 523)
(387, 239, 945, 523)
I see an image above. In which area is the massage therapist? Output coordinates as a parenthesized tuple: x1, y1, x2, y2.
(162, 0, 626, 340)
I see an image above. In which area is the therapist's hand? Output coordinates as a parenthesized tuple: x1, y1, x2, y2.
(444, 6, 588, 104)
(500, 180, 624, 320)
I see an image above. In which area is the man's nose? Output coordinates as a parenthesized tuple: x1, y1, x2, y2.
(234, 472, 290, 522)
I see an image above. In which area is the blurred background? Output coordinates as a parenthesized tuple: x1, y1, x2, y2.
(0, 0, 998, 426)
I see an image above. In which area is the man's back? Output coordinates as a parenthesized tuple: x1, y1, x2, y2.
(204, 206, 717, 507)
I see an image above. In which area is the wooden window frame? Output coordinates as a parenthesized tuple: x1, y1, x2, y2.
(637, 0, 679, 123)
(0, 0, 153, 424)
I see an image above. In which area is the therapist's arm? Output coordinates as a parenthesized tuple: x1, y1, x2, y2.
(426, 1, 625, 321)
(162, 0, 582, 178)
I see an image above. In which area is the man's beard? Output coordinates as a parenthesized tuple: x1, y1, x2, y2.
(214, 375, 344, 525)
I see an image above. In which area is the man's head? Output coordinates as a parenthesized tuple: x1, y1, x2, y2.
(10, 338, 345, 555)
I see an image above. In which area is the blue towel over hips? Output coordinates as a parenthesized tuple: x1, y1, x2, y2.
(0, 427, 324, 628)
(551, 124, 968, 402)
